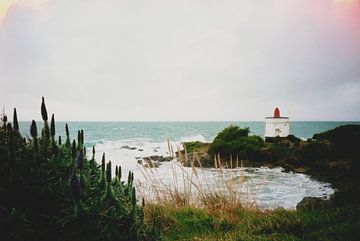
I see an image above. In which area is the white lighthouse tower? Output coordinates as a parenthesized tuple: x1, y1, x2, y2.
(264, 107, 290, 141)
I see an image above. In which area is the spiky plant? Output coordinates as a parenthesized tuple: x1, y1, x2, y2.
(72, 140, 76, 159)
(65, 123, 71, 148)
(30, 120, 38, 154)
(91, 146, 95, 163)
(39, 98, 50, 158)
(77, 130, 81, 148)
(0, 98, 158, 241)
(13, 108, 19, 132)
(30, 120, 37, 139)
(75, 151, 83, 170)
(69, 170, 81, 202)
(41, 97, 48, 122)
(80, 130, 84, 146)
(50, 114, 55, 137)
(106, 161, 112, 183)
(118, 166, 122, 180)
(101, 153, 106, 174)
(131, 187, 137, 206)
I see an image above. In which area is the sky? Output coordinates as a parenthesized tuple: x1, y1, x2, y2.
(1, 0, 360, 121)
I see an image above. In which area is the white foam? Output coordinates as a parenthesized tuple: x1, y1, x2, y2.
(179, 134, 208, 142)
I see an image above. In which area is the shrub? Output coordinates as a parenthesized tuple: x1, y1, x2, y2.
(208, 126, 264, 161)
(313, 125, 360, 161)
(0, 98, 157, 241)
(298, 141, 332, 166)
(213, 125, 249, 142)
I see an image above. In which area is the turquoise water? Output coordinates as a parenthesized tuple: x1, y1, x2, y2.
(18, 121, 360, 146)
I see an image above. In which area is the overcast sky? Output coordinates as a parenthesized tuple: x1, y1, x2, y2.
(1, 0, 360, 121)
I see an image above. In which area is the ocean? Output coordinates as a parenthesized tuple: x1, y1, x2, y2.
(18, 121, 359, 209)
(18, 121, 360, 145)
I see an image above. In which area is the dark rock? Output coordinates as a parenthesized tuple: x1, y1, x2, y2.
(296, 197, 329, 211)
(143, 155, 172, 162)
(121, 145, 137, 150)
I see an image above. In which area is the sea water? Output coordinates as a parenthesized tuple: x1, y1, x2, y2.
(18, 121, 359, 209)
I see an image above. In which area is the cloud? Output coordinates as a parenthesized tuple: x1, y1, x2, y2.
(1, 0, 360, 121)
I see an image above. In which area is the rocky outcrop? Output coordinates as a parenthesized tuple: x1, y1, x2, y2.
(137, 155, 173, 168)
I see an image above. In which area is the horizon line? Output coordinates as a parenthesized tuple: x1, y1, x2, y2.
(16, 120, 360, 122)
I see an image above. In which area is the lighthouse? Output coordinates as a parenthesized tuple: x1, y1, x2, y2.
(264, 107, 290, 141)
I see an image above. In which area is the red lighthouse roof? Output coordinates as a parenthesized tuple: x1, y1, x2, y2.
(274, 107, 280, 118)
(265, 107, 289, 119)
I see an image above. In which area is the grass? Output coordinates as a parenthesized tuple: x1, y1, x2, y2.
(136, 145, 250, 210)
(137, 141, 360, 240)
(144, 204, 360, 241)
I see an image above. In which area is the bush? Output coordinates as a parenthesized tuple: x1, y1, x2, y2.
(208, 126, 264, 161)
(313, 125, 360, 160)
(213, 125, 249, 142)
(0, 98, 157, 241)
(298, 141, 332, 166)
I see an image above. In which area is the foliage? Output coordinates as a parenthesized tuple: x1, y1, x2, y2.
(213, 125, 249, 142)
(208, 125, 263, 161)
(297, 141, 331, 166)
(313, 125, 360, 167)
(0, 98, 156, 241)
(146, 204, 360, 241)
(182, 141, 210, 153)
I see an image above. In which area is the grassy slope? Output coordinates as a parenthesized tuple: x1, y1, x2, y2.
(145, 204, 360, 241)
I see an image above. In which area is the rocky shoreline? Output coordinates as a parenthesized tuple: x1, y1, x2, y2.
(137, 124, 360, 210)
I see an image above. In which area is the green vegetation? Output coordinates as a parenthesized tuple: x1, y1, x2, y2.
(208, 125, 264, 161)
(0, 98, 157, 241)
(145, 204, 360, 241)
(183, 141, 210, 154)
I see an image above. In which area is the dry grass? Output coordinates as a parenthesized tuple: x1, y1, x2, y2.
(136, 142, 260, 213)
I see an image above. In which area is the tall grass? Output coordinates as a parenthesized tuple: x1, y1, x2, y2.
(136, 142, 259, 212)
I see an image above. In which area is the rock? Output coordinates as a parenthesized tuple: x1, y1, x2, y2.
(296, 197, 328, 211)
(121, 145, 137, 150)
(294, 167, 307, 173)
(143, 155, 172, 162)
